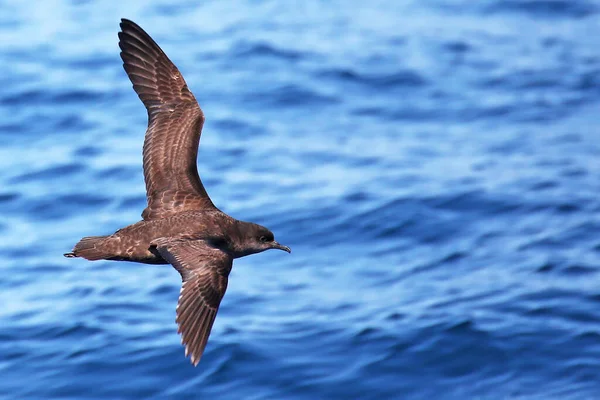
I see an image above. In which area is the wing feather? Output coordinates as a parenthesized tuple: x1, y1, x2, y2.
(153, 238, 232, 366)
(119, 19, 215, 220)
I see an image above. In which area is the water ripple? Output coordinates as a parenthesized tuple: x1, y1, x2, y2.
(2, 1, 600, 399)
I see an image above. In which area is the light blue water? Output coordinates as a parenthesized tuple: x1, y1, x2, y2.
(2, 1, 600, 399)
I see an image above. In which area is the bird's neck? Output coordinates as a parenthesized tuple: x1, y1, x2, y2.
(227, 220, 258, 258)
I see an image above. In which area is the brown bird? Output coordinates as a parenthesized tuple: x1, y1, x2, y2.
(64, 19, 291, 366)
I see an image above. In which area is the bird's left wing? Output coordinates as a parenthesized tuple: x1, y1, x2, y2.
(152, 237, 233, 366)
(118, 19, 216, 220)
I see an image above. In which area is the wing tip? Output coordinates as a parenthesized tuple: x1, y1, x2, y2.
(118, 18, 153, 50)
(119, 18, 138, 31)
(183, 342, 201, 366)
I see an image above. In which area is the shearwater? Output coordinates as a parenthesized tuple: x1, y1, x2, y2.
(64, 19, 291, 366)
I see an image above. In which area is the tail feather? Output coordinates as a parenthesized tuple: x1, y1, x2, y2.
(64, 235, 112, 261)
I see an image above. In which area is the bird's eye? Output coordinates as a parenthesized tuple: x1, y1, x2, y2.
(259, 235, 268, 243)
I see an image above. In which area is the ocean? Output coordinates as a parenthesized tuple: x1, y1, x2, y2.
(1, 0, 600, 398)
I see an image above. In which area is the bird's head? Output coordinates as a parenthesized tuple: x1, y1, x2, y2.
(236, 223, 291, 257)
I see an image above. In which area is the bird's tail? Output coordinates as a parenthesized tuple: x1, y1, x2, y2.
(64, 235, 112, 261)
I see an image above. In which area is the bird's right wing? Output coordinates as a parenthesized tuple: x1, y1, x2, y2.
(152, 237, 233, 366)
(118, 19, 216, 220)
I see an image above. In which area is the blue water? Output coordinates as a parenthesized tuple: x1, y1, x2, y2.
(2, 1, 600, 398)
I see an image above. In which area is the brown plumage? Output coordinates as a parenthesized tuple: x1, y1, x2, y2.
(64, 19, 291, 366)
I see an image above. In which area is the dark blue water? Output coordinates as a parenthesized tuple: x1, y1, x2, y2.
(2, 1, 600, 398)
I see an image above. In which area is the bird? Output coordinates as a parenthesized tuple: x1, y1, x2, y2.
(64, 18, 291, 366)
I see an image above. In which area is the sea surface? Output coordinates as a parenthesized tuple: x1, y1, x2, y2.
(2, 1, 600, 399)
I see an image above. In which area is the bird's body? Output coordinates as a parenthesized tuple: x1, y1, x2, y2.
(64, 19, 290, 366)
(73, 210, 273, 263)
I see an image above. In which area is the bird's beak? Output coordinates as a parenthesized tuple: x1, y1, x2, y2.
(272, 242, 291, 253)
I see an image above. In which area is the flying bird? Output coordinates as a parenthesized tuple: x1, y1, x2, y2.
(64, 19, 291, 366)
